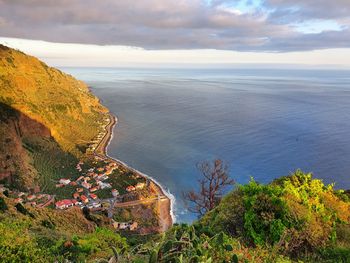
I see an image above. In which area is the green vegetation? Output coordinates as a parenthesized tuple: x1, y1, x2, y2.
(0, 195, 126, 262)
(23, 136, 80, 199)
(0, 219, 127, 263)
(1, 170, 349, 262)
(0, 220, 52, 263)
(0, 44, 108, 157)
(0, 197, 7, 211)
(53, 227, 128, 262)
(15, 203, 34, 218)
(201, 170, 350, 262)
(0, 102, 81, 192)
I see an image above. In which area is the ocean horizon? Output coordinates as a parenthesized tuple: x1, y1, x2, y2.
(63, 67, 350, 222)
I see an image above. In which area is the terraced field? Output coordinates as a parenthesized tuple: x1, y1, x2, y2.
(23, 136, 80, 199)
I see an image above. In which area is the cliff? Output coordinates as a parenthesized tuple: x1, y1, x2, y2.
(0, 44, 108, 157)
(0, 102, 52, 190)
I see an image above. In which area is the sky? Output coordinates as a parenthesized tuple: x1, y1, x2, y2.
(0, 0, 350, 67)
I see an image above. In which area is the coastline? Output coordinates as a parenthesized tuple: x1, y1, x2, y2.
(94, 112, 174, 231)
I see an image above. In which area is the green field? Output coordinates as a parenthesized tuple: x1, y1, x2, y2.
(23, 136, 80, 199)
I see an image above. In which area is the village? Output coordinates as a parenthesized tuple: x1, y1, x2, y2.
(0, 184, 55, 208)
(0, 154, 150, 232)
(0, 114, 169, 233)
(54, 156, 146, 209)
(53, 155, 149, 231)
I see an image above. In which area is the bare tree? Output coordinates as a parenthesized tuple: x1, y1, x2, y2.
(183, 159, 234, 217)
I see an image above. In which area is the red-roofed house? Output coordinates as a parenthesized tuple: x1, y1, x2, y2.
(73, 192, 80, 199)
(27, 195, 36, 201)
(80, 195, 89, 204)
(55, 199, 73, 209)
(82, 181, 92, 189)
(90, 193, 98, 200)
(90, 186, 99, 192)
(14, 198, 23, 203)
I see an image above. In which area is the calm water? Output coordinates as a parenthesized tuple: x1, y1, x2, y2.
(63, 67, 350, 222)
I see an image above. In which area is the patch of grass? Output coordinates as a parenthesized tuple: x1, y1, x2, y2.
(23, 136, 80, 199)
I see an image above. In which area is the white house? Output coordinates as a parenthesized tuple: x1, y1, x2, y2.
(59, 178, 71, 185)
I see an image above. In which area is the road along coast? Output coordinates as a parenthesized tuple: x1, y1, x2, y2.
(94, 113, 174, 232)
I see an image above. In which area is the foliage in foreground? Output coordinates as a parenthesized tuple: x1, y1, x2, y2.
(0, 219, 128, 263)
(201, 170, 350, 261)
(125, 224, 291, 263)
(0, 170, 349, 262)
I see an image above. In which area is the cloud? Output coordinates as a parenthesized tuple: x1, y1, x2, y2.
(265, 0, 350, 21)
(0, 0, 349, 51)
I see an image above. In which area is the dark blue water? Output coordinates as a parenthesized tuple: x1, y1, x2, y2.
(63, 67, 350, 222)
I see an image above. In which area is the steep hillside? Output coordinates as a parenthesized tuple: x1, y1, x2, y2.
(0, 44, 108, 157)
(0, 102, 80, 191)
(0, 102, 48, 190)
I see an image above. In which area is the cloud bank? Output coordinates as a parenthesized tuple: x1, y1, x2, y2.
(0, 0, 349, 52)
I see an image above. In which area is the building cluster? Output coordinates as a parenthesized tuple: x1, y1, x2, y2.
(55, 159, 120, 209)
(111, 219, 138, 231)
(52, 154, 149, 234)
(126, 182, 146, 192)
(0, 185, 53, 208)
(54, 156, 149, 210)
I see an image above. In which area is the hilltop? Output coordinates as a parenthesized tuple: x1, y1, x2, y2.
(0, 44, 108, 156)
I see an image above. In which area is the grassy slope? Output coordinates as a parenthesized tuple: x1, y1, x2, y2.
(0, 97, 81, 192)
(0, 44, 108, 157)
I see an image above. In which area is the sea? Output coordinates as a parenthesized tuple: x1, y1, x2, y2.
(62, 67, 350, 222)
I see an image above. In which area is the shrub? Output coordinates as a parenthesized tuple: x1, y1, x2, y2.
(0, 221, 52, 262)
(201, 170, 350, 258)
(15, 203, 35, 218)
(0, 196, 8, 211)
(54, 227, 128, 261)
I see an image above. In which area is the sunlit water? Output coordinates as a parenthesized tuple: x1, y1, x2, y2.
(63, 67, 350, 222)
